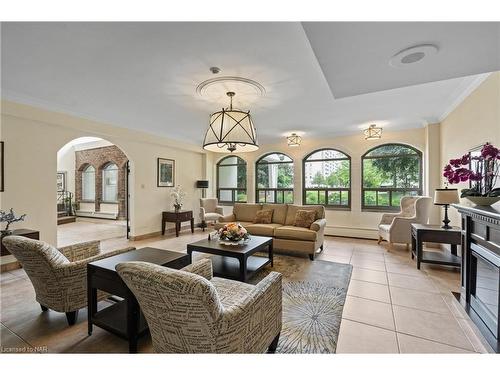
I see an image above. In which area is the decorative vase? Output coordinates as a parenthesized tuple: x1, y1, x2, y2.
(464, 196, 500, 206)
(0, 229, 12, 236)
(174, 204, 182, 212)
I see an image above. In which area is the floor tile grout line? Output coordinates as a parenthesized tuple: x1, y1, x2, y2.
(1, 322, 35, 349)
(385, 259, 401, 353)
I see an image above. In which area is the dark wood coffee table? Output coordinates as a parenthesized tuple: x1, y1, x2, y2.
(186, 236, 273, 282)
(87, 247, 190, 353)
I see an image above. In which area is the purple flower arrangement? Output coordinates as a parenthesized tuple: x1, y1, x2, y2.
(443, 143, 500, 198)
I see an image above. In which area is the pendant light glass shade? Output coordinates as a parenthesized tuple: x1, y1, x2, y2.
(203, 92, 259, 153)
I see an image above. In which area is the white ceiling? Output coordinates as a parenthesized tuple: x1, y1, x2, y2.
(1, 22, 498, 147)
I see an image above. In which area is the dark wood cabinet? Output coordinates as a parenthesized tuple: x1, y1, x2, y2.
(162, 210, 194, 237)
(1, 229, 40, 256)
(454, 204, 500, 353)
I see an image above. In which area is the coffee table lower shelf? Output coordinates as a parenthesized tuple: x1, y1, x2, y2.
(210, 255, 270, 281)
(92, 300, 148, 340)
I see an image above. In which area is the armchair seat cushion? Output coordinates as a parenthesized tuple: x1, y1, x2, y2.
(245, 223, 282, 237)
(204, 213, 222, 221)
(211, 277, 255, 308)
(378, 224, 391, 233)
(274, 225, 318, 241)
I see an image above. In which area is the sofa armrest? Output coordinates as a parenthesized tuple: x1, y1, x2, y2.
(181, 258, 213, 280)
(58, 240, 100, 262)
(310, 218, 327, 232)
(216, 206, 224, 215)
(219, 213, 236, 223)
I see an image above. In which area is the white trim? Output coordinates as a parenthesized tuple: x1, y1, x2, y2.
(438, 73, 491, 122)
(325, 224, 378, 239)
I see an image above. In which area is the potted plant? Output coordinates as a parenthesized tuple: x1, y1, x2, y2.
(170, 185, 186, 212)
(443, 143, 500, 206)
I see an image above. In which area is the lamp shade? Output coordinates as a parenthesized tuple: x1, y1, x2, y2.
(434, 188, 460, 205)
(196, 180, 209, 189)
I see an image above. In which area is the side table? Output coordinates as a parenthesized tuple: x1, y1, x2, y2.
(411, 224, 461, 270)
(162, 210, 194, 237)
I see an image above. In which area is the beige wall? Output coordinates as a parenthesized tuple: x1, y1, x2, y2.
(440, 72, 500, 226)
(0, 100, 205, 247)
(210, 127, 430, 239)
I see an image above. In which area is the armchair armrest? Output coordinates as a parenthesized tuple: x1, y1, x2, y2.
(310, 218, 327, 232)
(379, 213, 401, 225)
(58, 240, 100, 262)
(217, 272, 282, 351)
(199, 207, 206, 220)
(181, 258, 213, 280)
(219, 213, 236, 223)
(215, 206, 224, 215)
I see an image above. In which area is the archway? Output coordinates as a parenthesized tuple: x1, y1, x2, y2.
(56, 137, 130, 247)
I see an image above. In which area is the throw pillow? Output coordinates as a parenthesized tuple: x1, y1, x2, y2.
(294, 210, 316, 228)
(253, 209, 274, 224)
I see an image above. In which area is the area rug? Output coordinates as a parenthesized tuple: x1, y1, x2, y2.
(248, 254, 352, 354)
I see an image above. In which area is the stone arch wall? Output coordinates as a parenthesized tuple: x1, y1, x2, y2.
(75, 145, 128, 219)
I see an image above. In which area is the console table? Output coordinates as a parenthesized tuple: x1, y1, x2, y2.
(410, 224, 461, 270)
(1, 229, 40, 256)
(162, 210, 194, 237)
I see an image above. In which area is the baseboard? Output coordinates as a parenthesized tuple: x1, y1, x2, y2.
(325, 225, 379, 240)
(129, 223, 196, 241)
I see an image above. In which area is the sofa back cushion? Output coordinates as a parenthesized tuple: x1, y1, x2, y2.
(233, 203, 263, 223)
(285, 205, 325, 225)
(263, 204, 288, 225)
(253, 209, 274, 224)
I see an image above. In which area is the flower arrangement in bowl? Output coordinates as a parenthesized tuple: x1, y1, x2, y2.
(443, 143, 500, 206)
(216, 222, 250, 245)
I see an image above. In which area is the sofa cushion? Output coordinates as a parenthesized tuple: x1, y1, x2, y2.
(263, 204, 288, 225)
(274, 226, 318, 242)
(233, 203, 263, 223)
(253, 209, 274, 224)
(285, 205, 325, 225)
(245, 223, 282, 237)
(294, 210, 317, 228)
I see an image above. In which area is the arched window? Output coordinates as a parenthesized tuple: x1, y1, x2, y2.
(303, 148, 351, 208)
(82, 165, 95, 201)
(216, 156, 247, 203)
(362, 144, 422, 210)
(102, 163, 119, 202)
(256, 152, 294, 203)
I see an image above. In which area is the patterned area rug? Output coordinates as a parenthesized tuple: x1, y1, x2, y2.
(249, 254, 352, 354)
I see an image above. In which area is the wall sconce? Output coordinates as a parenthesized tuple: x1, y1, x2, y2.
(287, 133, 302, 147)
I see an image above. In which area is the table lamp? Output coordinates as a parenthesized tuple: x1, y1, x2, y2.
(434, 188, 460, 229)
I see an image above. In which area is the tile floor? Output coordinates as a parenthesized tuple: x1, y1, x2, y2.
(0, 225, 494, 353)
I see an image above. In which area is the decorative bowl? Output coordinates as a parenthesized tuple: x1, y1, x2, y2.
(464, 196, 500, 206)
(218, 239, 249, 246)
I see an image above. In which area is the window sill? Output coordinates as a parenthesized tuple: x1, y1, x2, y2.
(79, 200, 95, 203)
(362, 207, 400, 213)
(101, 201, 119, 204)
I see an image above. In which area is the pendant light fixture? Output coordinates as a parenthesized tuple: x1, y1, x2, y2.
(364, 124, 383, 140)
(202, 91, 259, 153)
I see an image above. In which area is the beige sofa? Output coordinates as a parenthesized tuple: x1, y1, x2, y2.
(215, 203, 326, 260)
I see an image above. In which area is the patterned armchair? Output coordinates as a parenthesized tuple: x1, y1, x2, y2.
(2, 236, 134, 325)
(378, 196, 431, 250)
(199, 198, 224, 231)
(116, 258, 282, 353)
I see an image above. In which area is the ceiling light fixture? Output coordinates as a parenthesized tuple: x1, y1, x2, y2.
(287, 133, 302, 147)
(389, 44, 439, 68)
(202, 91, 259, 153)
(364, 124, 382, 140)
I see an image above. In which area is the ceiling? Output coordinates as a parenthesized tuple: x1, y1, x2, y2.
(1, 22, 499, 147)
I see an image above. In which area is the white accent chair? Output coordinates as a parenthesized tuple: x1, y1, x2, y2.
(378, 196, 431, 250)
(199, 198, 224, 231)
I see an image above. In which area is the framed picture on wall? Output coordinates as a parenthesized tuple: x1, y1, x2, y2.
(0, 141, 4, 192)
(57, 171, 67, 192)
(157, 158, 175, 187)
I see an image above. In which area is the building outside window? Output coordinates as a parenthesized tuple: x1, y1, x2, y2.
(82, 165, 95, 201)
(256, 152, 294, 203)
(216, 156, 247, 203)
(303, 148, 351, 208)
(102, 163, 119, 202)
(362, 143, 422, 210)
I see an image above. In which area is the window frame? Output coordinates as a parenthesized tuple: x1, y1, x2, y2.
(255, 152, 294, 204)
(216, 156, 247, 204)
(81, 165, 96, 202)
(361, 143, 423, 212)
(302, 148, 352, 210)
